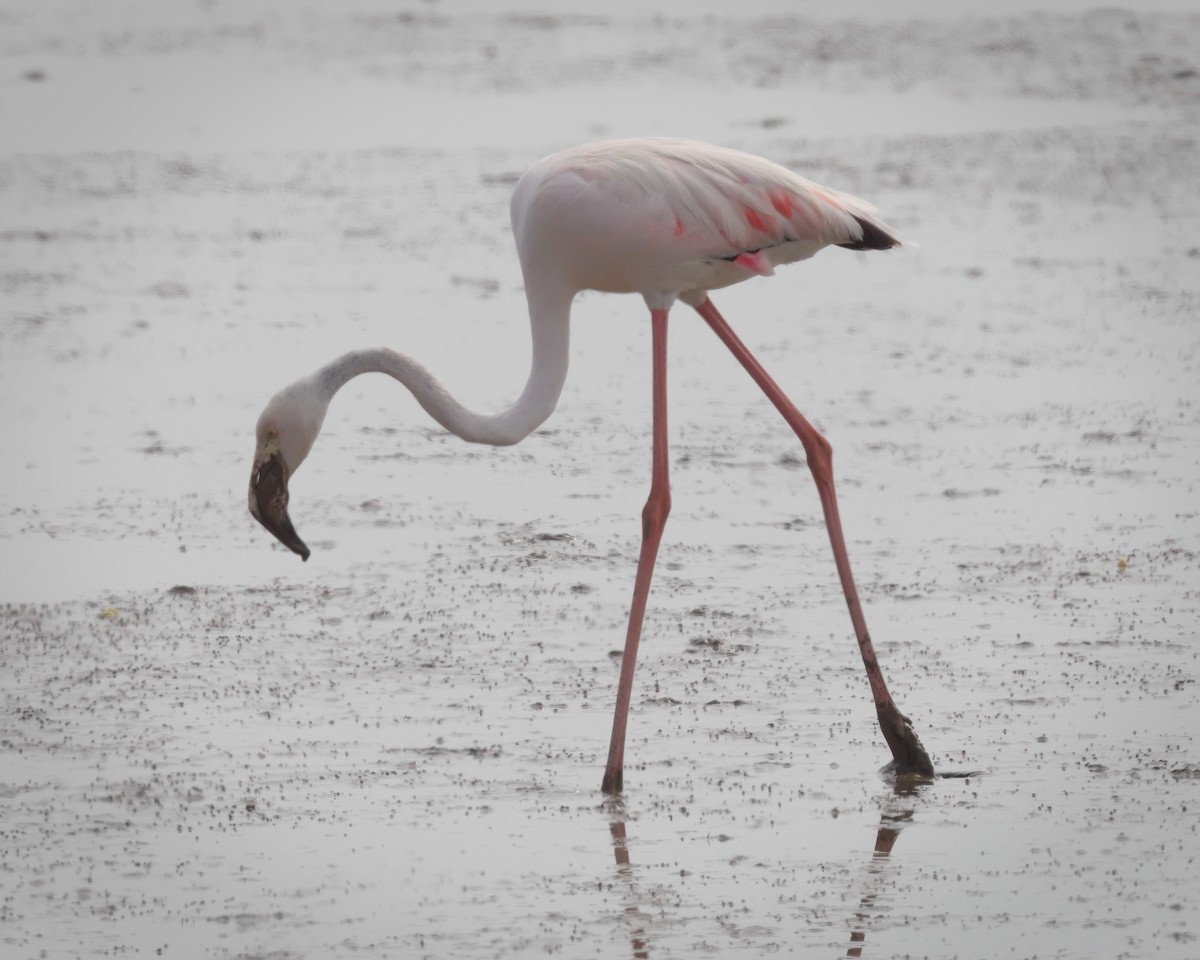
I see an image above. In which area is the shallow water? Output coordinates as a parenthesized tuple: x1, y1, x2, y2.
(2, 1, 1199, 957)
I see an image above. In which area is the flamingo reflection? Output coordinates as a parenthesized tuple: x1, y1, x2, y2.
(609, 814, 651, 960)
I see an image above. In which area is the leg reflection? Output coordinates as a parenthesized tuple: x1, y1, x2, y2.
(845, 784, 921, 958)
(606, 801, 651, 960)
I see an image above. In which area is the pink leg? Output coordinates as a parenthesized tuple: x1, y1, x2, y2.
(693, 297, 933, 776)
(602, 307, 672, 795)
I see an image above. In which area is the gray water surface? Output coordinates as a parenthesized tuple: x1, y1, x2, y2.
(2, 2, 1198, 957)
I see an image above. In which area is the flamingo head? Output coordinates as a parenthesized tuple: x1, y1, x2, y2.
(248, 378, 329, 561)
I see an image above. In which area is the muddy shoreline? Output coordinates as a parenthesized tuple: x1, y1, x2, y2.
(3, 2, 1198, 957)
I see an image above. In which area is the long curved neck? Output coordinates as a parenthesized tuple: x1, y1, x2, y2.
(315, 285, 574, 447)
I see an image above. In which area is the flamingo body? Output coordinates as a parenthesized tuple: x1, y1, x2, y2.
(511, 138, 896, 309)
(248, 137, 934, 793)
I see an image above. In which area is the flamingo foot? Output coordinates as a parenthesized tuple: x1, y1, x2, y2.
(601, 768, 622, 796)
(875, 701, 935, 778)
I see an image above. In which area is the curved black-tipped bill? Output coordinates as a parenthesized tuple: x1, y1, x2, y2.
(249, 453, 311, 561)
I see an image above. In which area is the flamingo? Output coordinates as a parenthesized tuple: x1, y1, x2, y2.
(248, 137, 935, 793)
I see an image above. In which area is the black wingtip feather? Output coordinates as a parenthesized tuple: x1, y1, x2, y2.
(838, 214, 900, 251)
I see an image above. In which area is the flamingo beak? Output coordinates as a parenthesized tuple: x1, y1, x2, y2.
(249, 451, 311, 561)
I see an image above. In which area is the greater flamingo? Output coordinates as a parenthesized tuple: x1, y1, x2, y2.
(248, 137, 935, 792)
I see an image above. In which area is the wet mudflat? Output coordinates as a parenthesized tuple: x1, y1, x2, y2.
(2, 1, 1199, 957)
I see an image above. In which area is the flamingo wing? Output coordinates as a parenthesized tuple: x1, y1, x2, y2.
(510, 137, 901, 301)
(567, 138, 900, 257)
